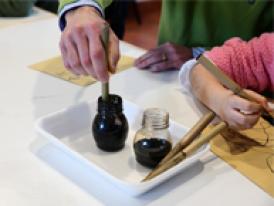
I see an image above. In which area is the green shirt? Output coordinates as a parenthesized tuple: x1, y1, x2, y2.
(159, 0, 273, 47)
(59, 0, 273, 47)
(0, 0, 35, 17)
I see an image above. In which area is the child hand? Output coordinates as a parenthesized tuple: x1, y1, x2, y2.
(189, 64, 272, 130)
(243, 89, 273, 112)
(216, 89, 268, 130)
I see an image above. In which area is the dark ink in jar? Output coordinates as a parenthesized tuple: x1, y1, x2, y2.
(134, 138, 172, 168)
(92, 94, 128, 152)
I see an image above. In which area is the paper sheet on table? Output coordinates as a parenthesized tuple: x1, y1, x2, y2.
(30, 55, 135, 86)
(209, 118, 274, 197)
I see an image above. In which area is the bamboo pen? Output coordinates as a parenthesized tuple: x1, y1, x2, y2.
(143, 121, 227, 181)
(100, 24, 110, 101)
(157, 111, 215, 167)
(143, 54, 273, 181)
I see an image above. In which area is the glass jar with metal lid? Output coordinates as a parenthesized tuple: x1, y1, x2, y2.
(133, 108, 172, 168)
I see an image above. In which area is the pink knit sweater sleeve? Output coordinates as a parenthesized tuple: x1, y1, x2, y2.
(205, 33, 274, 93)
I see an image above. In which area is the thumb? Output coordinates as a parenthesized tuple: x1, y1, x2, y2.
(244, 89, 271, 111)
(108, 31, 120, 73)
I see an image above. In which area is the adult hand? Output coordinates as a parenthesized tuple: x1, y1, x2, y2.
(59, 6, 120, 82)
(134, 42, 193, 72)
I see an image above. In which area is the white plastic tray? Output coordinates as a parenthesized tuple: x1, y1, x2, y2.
(35, 99, 209, 196)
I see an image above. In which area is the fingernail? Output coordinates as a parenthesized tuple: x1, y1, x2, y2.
(134, 59, 140, 64)
(150, 68, 159, 72)
(108, 58, 115, 73)
(134, 60, 142, 67)
(268, 102, 274, 110)
(72, 70, 80, 76)
(136, 63, 145, 69)
(109, 66, 116, 74)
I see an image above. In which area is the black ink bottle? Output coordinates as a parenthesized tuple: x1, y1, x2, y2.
(92, 94, 128, 152)
(134, 108, 172, 168)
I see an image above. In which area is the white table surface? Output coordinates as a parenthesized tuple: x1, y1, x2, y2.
(0, 17, 272, 206)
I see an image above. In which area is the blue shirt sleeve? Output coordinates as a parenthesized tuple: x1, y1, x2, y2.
(192, 47, 205, 58)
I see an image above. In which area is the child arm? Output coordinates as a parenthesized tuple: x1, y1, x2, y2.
(190, 64, 268, 129)
(205, 33, 274, 93)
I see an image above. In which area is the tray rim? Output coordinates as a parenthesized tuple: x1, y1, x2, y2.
(34, 100, 210, 195)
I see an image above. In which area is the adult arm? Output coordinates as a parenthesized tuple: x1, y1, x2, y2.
(205, 33, 274, 93)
